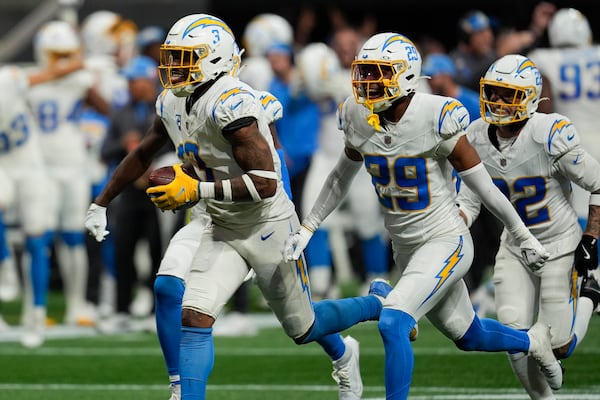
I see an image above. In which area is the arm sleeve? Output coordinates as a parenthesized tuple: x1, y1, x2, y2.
(458, 163, 530, 242)
(302, 152, 362, 231)
(554, 146, 600, 194)
(455, 178, 482, 228)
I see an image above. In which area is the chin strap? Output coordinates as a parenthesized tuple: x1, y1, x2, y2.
(365, 101, 381, 131)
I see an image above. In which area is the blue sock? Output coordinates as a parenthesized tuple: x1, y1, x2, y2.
(180, 326, 214, 400)
(361, 235, 388, 275)
(316, 333, 345, 360)
(305, 229, 332, 267)
(0, 211, 8, 261)
(155, 275, 185, 377)
(300, 296, 381, 343)
(25, 235, 50, 307)
(378, 309, 416, 400)
(455, 315, 529, 352)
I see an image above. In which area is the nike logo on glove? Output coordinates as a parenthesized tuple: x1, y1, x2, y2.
(261, 231, 275, 241)
(582, 246, 591, 260)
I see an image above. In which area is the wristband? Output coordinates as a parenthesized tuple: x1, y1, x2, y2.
(590, 193, 600, 207)
(222, 180, 233, 201)
(198, 182, 215, 199)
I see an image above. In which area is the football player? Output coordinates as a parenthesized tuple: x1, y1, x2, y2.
(28, 20, 110, 328)
(457, 54, 600, 400)
(528, 8, 600, 241)
(86, 14, 366, 400)
(283, 32, 562, 399)
(0, 59, 84, 347)
(139, 14, 393, 400)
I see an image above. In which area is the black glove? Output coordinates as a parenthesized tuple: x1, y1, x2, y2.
(574, 235, 598, 277)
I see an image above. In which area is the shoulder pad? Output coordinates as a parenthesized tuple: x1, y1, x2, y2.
(534, 113, 579, 156)
(436, 98, 470, 139)
(212, 85, 259, 128)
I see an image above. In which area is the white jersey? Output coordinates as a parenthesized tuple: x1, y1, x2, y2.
(0, 66, 45, 167)
(156, 75, 294, 228)
(529, 46, 600, 218)
(28, 69, 95, 167)
(460, 113, 600, 257)
(338, 92, 470, 248)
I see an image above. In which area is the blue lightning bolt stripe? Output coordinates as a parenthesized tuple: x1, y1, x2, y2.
(182, 16, 234, 39)
(547, 119, 573, 152)
(438, 100, 464, 133)
(382, 34, 415, 51)
(422, 236, 464, 305)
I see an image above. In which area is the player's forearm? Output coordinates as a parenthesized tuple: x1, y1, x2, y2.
(458, 163, 530, 241)
(95, 149, 153, 206)
(302, 152, 362, 231)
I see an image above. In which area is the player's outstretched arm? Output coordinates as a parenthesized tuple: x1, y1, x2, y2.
(283, 146, 362, 261)
(449, 136, 549, 270)
(86, 116, 169, 241)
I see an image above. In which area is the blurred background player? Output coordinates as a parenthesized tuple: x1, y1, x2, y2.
(28, 19, 110, 328)
(238, 13, 293, 91)
(296, 35, 389, 299)
(528, 8, 600, 272)
(0, 59, 84, 347)
(79, 10, 137, 319)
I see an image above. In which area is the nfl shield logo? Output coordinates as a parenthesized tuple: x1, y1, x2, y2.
(384, 136, 391, 145)
(500, 159, 507, 167)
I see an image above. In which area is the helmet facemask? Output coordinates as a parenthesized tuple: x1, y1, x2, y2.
(159, 44, 208, 97)
(352, 60, 406, 113)
(480, 81, 534, 125)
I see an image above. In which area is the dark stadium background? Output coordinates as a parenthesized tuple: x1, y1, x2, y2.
(0, 0, 597, 63)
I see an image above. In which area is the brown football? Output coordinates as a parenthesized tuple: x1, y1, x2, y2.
(148, 165, 176, 187)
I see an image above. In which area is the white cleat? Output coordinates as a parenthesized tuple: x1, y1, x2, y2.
(21, 306, 46, 348)
(168, 382, 181, 400)
(131, 287, 154, 318)
(332, 335, 363, 400)
(528, 322, 563, 390)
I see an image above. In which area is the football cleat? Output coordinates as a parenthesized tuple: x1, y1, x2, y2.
(527, 322, 563, 390)
(168, 382, 180, 400)
(332, 336, 362, 400)
(21, 307, 46, 349)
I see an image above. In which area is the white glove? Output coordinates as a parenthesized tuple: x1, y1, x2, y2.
(520, 236, 549, 271)
(85, 203, 109, 242)
(282, 225, 314, 261)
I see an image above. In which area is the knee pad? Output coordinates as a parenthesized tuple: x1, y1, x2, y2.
(154, 275, 185, 306)
(378, 308, 415, 342)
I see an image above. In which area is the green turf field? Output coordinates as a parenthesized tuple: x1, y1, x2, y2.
(0, 292, 598, 400)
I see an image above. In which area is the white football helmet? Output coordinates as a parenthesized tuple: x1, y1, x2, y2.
(548, 8, 592, 48)
(242, 13, 293, 57)
(80, 10, 138, 64)
(296, 42, 341, 101)
(159, 14, 236, 97)
(34, 20, 81, 67)
(351, 32, 421, 113)
(480, 54, 542, 125)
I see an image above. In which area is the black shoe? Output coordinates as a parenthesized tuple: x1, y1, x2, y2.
(581, 275, 600, 309)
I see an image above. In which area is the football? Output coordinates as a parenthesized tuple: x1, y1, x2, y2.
(148, 165, 176, 187)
